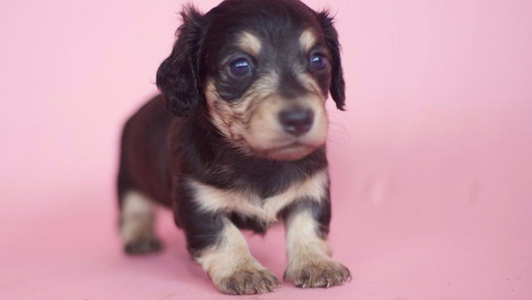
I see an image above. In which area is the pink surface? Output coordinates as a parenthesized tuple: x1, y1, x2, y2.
(1, 0, 531, 299)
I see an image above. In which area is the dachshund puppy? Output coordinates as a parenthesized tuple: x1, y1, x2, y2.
(117, 0, 349, 295)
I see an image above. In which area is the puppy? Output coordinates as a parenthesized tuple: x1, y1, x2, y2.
(117, 0, 349, 295)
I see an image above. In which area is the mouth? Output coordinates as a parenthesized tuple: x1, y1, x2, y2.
(259, 142, 318, 161)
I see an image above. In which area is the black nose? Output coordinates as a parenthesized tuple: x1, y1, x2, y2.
(278, 108, 314, 136)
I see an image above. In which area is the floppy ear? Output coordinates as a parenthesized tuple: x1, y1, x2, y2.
(156, 6, 204, 116)
(317, 11, 346, 111)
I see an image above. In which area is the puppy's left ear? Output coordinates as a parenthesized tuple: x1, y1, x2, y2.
(318, 11, 346, 110)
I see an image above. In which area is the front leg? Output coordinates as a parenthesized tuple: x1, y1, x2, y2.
(177, 183, 280, 295)
(196, 218, 280, 294)
(283, 200, 351, 288)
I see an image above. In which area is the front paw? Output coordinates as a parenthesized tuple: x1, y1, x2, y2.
(212, 263, 281, 295)
(284, 258, 351, 288)
(124, 237, 163, 255)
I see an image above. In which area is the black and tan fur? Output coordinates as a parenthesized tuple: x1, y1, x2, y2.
(117, 0, 349, 295)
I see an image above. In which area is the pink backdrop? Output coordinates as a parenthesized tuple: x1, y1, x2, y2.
(1, 0, 531, 299)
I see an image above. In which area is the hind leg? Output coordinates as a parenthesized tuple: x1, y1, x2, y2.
(120, 190, 163, 255)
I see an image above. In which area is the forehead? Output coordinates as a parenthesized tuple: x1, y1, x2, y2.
(203, 0, 322, 56)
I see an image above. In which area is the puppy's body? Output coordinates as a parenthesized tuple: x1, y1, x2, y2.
(117, 0, 349, 295)
(119, 94, 328, 234)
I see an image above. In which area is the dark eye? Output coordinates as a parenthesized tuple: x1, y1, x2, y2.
(228, 57, 252, 77)
(309, 53, 328, 70)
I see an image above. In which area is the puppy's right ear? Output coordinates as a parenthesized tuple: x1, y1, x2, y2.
(156, 6, 204, 117)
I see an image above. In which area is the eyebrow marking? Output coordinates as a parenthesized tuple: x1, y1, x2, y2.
(238, 31, 262, 57)
(299, 28, 317, 53)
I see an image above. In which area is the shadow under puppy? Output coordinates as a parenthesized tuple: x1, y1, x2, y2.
(117, 0, 349, 295)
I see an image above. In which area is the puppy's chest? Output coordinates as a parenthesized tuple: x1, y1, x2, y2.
(189, 169, 329, 225)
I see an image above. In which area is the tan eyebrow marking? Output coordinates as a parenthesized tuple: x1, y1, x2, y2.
(299, 28, 317, 53)
(238, 31, 262, 57)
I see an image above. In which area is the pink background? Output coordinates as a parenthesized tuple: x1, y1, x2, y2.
(1, 0, 531, 299)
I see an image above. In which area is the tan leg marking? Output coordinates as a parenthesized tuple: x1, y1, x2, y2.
(120, 191, 162, 254)
(197, 219, 280, 295)
(188, 169, 329, 226)
(284, 209, 350, 288)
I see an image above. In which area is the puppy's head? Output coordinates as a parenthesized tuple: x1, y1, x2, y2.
(157, 0, 345, 161)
